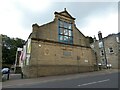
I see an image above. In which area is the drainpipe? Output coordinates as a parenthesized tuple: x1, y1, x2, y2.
(98, 31, 107, 68)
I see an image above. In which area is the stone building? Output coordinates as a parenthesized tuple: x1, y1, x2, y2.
(0, 35, 2, 81)
(0, 35, 2, 68)
(21, 9, 97, 78)
(91, 32, 120, 69)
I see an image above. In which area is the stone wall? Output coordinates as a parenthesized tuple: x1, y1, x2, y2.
(23, 39, 96, 78)
(104, 35, 119, 68)
(91, 34, 119, 69)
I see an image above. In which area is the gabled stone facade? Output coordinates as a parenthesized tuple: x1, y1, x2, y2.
(22, 9, 97, 78)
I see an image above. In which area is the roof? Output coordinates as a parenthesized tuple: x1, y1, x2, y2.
(54, 8, 76, 20)
(104, 33, 119, 39)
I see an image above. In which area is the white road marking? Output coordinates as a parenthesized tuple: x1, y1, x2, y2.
(78, 79, 110, 87)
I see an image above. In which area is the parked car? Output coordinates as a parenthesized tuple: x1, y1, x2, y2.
(1, 68, 10, 74)
(1, 68, 10, 80)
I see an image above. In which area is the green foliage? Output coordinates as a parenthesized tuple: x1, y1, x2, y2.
(2, 35, 25, 65)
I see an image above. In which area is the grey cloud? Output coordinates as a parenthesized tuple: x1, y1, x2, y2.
(15, 2, 117, 31)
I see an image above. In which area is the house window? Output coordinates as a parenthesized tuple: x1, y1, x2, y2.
(108, 47, 114, 53)
(58, 19, 73, 44)
(99, 41, 103, 48)
(100, 50, 104, 56)
(116, 36, 119, 42)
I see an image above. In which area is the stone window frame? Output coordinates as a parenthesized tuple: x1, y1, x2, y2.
(58, 19, 73, 44)
(100, 50, 104, 56)
(108, 47, 114, 53)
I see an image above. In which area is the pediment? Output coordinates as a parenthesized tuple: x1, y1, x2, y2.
(54, 9, 75, 20)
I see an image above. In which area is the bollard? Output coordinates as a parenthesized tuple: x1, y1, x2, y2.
(7, 69, 10, 80)
(21, 72, 23, 79)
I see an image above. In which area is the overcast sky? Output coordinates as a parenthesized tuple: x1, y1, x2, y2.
(0, 0, 119, 40)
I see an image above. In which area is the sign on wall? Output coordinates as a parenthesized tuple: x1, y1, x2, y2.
(25, 39, 31, 65)
(22, 45, 26, 61)
(27, 39, 31, 54)
(26, 54, 30, 65)
(84, 60, 88, 63)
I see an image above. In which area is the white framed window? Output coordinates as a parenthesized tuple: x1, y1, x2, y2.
(99, 41, 103, 48)
(116, 36, 119, 42)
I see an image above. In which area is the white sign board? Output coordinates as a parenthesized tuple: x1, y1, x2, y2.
(84, 60, 88, 63)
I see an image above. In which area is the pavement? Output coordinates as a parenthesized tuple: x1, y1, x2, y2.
(2, 69, 119, 88)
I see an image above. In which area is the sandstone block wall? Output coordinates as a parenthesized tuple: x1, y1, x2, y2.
(23, 40, 96, 78)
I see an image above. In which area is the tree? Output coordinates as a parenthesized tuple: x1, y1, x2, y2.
(2, 35, 25, 66)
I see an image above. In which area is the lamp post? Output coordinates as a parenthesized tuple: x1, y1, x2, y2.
(98, 31, 107, 68)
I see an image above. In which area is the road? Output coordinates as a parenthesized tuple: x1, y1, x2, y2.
(3, 71, 119, 88)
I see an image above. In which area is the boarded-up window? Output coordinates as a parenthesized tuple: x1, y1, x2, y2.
(63, 51, 71, 56)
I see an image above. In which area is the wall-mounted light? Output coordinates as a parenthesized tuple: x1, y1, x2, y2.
(39, 44, 42, 47)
